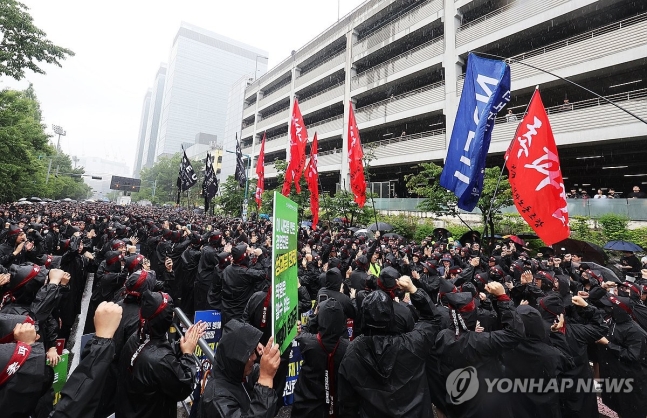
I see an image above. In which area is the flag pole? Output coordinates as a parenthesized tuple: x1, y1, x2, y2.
(363, 160, 379, 233)
(473, 51, 647, 125)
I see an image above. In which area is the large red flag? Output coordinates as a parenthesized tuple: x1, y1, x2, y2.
(347, 101, 366, 208)
(306, 133, 319, 228)
(282, 98, 308, 196)
(255, 132, 266, 210)
(505, 89, 570, 245)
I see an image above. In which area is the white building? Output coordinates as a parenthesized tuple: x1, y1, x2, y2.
(78, 156, 130, 200)
(240, 0, 647, 198)
(154, 22, 268, 160)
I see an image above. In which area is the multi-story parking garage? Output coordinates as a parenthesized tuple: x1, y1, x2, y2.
(239, 0, 647, 199)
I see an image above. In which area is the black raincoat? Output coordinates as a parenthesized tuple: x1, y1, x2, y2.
(292, 298, 349, 418)
(199, 319, 277, 418)
(221, 262, 267, 325)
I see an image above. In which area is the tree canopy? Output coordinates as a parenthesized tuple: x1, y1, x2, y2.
(0, 0, 75, 80)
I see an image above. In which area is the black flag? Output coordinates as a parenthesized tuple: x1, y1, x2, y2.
(176, 148, 197, 204)
(202, 152, 219, 212)
(234, 135, 247, 189)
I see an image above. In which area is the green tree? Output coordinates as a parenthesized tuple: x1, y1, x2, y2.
(0, 1, 75, 80)
(214, 175, 254, 217)
(132, 154, 182, 205)
(406, 163, 513, 248)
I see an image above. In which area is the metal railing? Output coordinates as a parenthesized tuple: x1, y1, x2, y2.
(256, 108, 290, 131)
(258, 82, 292, 110)
(300, 83, 345, 113)
(355, 80, 446, 124)
(352, 36, 444, 91)
(309, 114, 344, 135)
(295, 51, 346, 89)
(353, 0, 442, 57)
(456, 0, 570, 47)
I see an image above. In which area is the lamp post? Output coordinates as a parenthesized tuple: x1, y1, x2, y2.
(52, 124, 66, 153)
(254, 55, 269, 81)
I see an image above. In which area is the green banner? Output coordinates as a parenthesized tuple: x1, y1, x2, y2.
(272, 191, 299, 354)
(51, 352, 69, 404)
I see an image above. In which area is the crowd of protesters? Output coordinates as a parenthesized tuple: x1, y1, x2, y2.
(0, 201, 646, 418)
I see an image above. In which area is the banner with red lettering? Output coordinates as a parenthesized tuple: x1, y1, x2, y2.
(306, 133, 319, 228)
(348, 102, 366, 208)
(505, 89, 570, 245)
(255, 132, 266, 210)
(282, 98, 309, 196)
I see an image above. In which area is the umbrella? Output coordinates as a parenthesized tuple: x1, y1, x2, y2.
(367, 222, 393, 232)
(432, 228, 452, 239)
(29, 197, 42, 202)
(458, 230, 481, 245)
(61, 198, 73, 202)
(348, 227, 360, 232)
(504, 235, 526, 246)
(18, 198, 27, 202)
(483, 234, 503, 239)
(537, 246, 555, 256)
(15, 201, 32, 205)
(516, 233, 539, 240)
(383, 232, 403, 240)
(603, 240, 643, 252)
(300, 221, 312, 228)
(354, 229, 374, 239)
(581, 262, 623, 285)
(554, 238, 606, 265)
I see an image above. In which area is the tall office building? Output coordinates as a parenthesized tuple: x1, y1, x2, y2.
(220, 75, 255, 183)
(133, 89, 152, 177)
(142, 64, 167, 170)
(241, 0, 647, 198)
(154, 22, 268, 160)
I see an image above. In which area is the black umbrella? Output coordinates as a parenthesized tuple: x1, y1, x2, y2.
(383, 232, 403, 240)
(367, 222, 393, 232)
(537, 246, 555, 256)
(603, 240, 643, 252)
(432, 228, 452, 239)
(581, 262, 623, 285)
(29, 197, 42, 202)
(554, 238, 607, 265)
(459, 230, 481, 245)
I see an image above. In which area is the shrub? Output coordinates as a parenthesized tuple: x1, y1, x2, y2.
(598, 214, 630, 242)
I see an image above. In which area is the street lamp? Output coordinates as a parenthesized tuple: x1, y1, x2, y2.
(254, 55, 269, 81)
(52, 124, 66, 153)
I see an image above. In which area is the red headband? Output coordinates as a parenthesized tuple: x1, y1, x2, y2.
(127, 270, 149, 297)
(128, 255, 144, 271)
(0, 317, 34, 344)
(609, 296, 633, 316)
(457, 299, 476, 313)
(143, 292, 170, 321)
(11, 265, 41, 292)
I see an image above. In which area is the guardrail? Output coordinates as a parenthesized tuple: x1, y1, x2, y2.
(352, 36, 444, 92)
(300, 83, 345, 113)
(295, 51, 346, 89)
(456, 0, 570, 47)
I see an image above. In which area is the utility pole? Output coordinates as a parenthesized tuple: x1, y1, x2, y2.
(45, 159, 53, 184)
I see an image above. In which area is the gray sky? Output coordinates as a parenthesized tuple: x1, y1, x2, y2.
(3, 0, 365, 174)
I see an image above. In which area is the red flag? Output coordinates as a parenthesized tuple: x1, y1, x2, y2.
(282, 98, 309, 196)
(505, 90, 570, 245)
(306, 133, 319, 228)
(255, 132, 266, 210)
(347, 101, 366, 208)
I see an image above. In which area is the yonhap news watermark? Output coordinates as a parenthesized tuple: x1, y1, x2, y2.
(446, 367, 634, 404)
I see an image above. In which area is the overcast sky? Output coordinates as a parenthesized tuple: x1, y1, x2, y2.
(2, 0, 365, 174)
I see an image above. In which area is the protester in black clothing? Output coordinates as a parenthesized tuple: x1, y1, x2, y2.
(115, 291, 205, 418)
(199, 319, 281, 418)
(292, 298, 349, 418)
(221, 243, 268, 325)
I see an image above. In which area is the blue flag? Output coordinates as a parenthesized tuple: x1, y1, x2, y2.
(440, 54, 511, 211)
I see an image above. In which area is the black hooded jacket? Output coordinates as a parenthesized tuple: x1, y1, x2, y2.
(338, 288, 441, 418)
(221, 262, 267, 325)
(502, 305, 573, 418)
(115, 292, 198, 418)
(292, 299, 349, 418)
(316, 268, 355, 320)
(199, 319, 277, 418)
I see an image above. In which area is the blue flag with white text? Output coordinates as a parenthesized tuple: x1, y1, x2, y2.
(440, 54, 511, 211)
